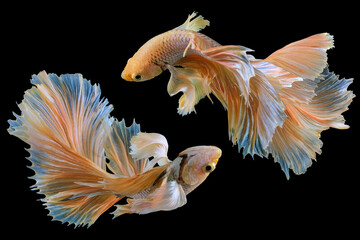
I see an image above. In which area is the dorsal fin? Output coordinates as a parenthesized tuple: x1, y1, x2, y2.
(175, 12, 209, 32)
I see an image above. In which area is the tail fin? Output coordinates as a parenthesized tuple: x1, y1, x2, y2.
(258, 33, 354, 178)
(8, 72, 143, 227)
(268, 69, 354, 178)
(265, 33, 334, 80)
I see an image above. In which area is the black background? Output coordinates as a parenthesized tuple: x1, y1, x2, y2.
(3, 1, 359, 238)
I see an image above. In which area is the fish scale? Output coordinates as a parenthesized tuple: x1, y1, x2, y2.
(138, 29, 220, 71)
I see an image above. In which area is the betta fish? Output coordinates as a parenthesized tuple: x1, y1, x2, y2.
(122, 12, 355, 179)
(8, 71, 222, 227)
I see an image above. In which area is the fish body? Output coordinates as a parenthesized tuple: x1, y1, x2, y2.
(122, 12, 355, 179)
(8, 71, 221, 227)
(122, 13, 219, 81)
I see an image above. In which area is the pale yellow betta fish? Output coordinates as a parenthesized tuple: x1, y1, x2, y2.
(8, 71, 222, 227)
(122, 12, 355, 179)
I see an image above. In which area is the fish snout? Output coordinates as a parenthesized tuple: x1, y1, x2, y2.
(209, 146, 222, 165)
(121, 71, 133, 81)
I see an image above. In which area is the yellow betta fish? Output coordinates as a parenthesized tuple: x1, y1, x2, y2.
(122, 12, 355, 179)
(8, 71, 222, 227)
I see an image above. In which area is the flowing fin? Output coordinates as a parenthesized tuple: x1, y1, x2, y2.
(8, 72, 179, 225)
(251, 60, 303, 89)
(267, 69, 354, 178)
(170, 46, 285, 157)
(267, 118, 322, 179)
(167, 33, 353, 178)
(265, 33, 334, 80)
(175, 12, 209, 32)
(253, 60, 319, 104)
(75, 120, 172, 201)
(200, 45, 255, 104)
(87, 164, 170, 197)
(167, 64, 212, 115)
(292, 68, 354, 130)
(45, 195, 120, 228)
(130, 132, 171, 167)
(104, 119, 147, 177)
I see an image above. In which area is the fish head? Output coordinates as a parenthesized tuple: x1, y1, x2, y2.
(121, 55, 163, 82)
(179, 146, 222, 186)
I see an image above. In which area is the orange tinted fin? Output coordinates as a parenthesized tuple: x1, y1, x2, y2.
(292, 68, 354, 130)
(167, 64, 212, 115)
(45, 195, 120, 227)
(251, 60, 303, 90)
(202, 45, 256, 103)
(130, 132, 171, 167)
(169, 46, 286, 157)
(265, 33, 334, 80)
(96, 164, 169, 196)
(8, 72, 118, 227)
(267, 69, 354, 179)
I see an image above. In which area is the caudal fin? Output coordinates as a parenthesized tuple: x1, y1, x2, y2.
(265, 33, 334, 80)
(8, 72, 119, 227)
(8, 72, 149, 227)
(260, 33, 354, 178)
(267, 68, 354, 178)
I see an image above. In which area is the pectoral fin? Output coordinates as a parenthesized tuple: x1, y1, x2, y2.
(167, 64, 212, 115)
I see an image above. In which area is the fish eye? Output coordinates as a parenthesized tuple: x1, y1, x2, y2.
(204, 165, 213, 173)
(134, 74, 142, 80)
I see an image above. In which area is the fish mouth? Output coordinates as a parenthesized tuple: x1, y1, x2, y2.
(211, 147, 222, 164)
(121, 71, 133, 81)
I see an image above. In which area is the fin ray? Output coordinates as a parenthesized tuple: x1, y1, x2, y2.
(265, 33, 334, 80)
(267, 68, 354, 178)
(104, 119, 147, 177)
(130, 132, 170, 167)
